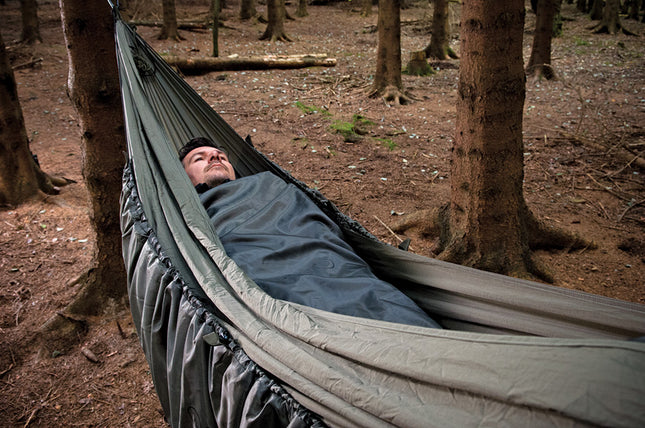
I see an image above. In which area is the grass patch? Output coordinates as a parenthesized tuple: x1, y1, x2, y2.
(294, 101, 331, 117)
(574, 37, 590, 46)
(375, 137, 398, 151)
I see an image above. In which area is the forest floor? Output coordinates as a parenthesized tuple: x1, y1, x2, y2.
(1, 0, 644, 426)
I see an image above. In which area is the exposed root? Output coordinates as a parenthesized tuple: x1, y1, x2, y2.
(259, 31, 293, 42)
(392, 205, 596, 283)
(591, 23, 638, 36)
(526, 63, 558, 81)
(37, 267, 127, 357)
(368, 85, 411, 105)
(37, 312, 88, 358)
(526, 213, 597, 252)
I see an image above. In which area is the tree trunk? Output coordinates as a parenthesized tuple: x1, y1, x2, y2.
(592, 0, 635, 34)
(295, 0, 308, 18)
(20, 0, 41, 44)
(589, 0, 603, 20)
(436, 0, 592, 281)
(158, 0, 183, 40)
(0, 31, 59, 206)
(212, 0, 219, 57)
(260, 0, 291, 42)
(424, 0, 457, 60)
(576, 0, 588, 12)
(360, 0, 372, 17)
(627, 0, 641, 20)
(239, 0, 257, 20)
(54, 0, 127, 320)
(369, 0, 408, 104)
(527, 0, 557, 79)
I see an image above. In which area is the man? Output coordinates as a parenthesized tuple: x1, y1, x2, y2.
(180, 137, 236, 188)
(180, 137, 441, 328)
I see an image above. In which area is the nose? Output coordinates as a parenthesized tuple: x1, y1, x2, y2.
(208, 149, 224, 163)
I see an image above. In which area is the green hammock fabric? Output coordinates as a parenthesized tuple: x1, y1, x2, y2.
(115, 8, 645, 428)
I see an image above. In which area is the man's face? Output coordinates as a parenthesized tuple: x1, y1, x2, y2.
(181, 146, 236, 188)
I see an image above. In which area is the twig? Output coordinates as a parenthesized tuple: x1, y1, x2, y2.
(12, 57, 43, 71)
(586, 173, 631, 202)
(23, 407, 39, 428)
(116, 320, 127, 339)
(617, 199, 645, 224)
(373, 215, 404, 243)
(0, 364, 13, 377)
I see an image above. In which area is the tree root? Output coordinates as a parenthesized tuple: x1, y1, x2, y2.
(525, 214, 596, 252)
(591, 22, 638, 36)
(368, 85, 411, 105)
(37, 266, 127, 358)
(391, 205, 596, 283)
(259, 31, 293, 42)
(526, 63, 558, 81)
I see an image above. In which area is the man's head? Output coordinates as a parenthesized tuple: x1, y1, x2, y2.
(179, 137, 236, 188)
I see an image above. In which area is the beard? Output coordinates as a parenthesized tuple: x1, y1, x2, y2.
(203, 164, 234, 188)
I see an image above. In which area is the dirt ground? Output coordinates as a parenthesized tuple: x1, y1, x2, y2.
(1, 0, 643, 426)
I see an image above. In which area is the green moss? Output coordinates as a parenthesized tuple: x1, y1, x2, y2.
(329, 115, 375, 142)
(375, 137, 397, 151)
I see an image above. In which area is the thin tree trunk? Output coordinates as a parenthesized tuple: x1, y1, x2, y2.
(0, 31, 60, 206)
(627, 0, 641, 20)
(212, 0, 219, 57)
(295, 0, 308, 18)
(592, 0, 635, 34)
(576, 0, 588, 12)
(260, 0, 291, 42)
(240, 0, 257, 20)
(55, 0, 127, 316)
(159, 0, 183, 40)
(20, 0, 41, 44)
(590, 0, 603, 20)
(527, 0, 557, 79)
(369, 0, 408, 104)
(424, 0, 457, 60)
(360, 0, 372, 17)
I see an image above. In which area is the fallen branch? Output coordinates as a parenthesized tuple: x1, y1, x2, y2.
(163, 54, 336, 74)
(128, 19, 210, 30)
(12, 57, 43, 70)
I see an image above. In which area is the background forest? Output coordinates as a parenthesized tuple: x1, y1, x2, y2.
(1, 0, 644, 426)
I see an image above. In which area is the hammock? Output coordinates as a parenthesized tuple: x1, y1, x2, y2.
(114, 8, 645, 428)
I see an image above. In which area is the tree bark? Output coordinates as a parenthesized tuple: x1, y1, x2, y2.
(295, 0, 309, 18)
(627, 0, 641, 20)
(360, 0, 372, 17)
(212, 0, 219, 57)
(239, 0, 257, 20)
(434, 0, 591, 281)
(54, 0, 127, 319)
(20, 0, 41, 44)
(163, 53, 335, 74)
(158, 0, 184, 40)
(369, 0, 408, 104)
(576, 0, 588, 13)
(527, 0, 557, 79)
(260, 0, 291, 42)
(589, 0, 603, 20)
(424, 0, 458, 60)
(592, 0, 636, 34)
(0, 31, 59, 206)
